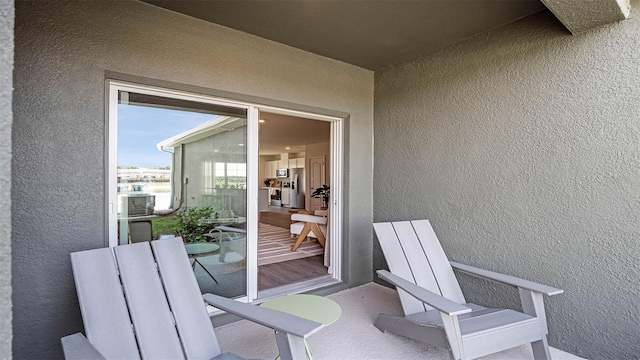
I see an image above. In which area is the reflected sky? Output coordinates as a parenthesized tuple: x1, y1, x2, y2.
(118, 105, 214, 168)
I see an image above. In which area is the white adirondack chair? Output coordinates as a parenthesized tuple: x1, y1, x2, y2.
(374, 220, 563, 360)
(61, 237, 323, 360)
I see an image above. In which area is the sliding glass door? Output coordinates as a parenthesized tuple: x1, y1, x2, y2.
(108, 81, 250, 299)
(108, 80, 342, 302)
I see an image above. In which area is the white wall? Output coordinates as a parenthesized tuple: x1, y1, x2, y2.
(374, 4, 640, 359)
(305, 141, 331, 209)
(13, 1, 373, 357)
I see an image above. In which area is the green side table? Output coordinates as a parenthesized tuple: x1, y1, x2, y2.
(260, 294, 342, 359)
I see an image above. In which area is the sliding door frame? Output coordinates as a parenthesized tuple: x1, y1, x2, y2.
(107, 80, 343, 303)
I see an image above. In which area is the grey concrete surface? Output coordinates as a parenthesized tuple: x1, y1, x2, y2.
(0, 0, 13, 358)
(12, 1, 373, 358)
(217, 283, 584, 360)
(374, 4, 640, 359)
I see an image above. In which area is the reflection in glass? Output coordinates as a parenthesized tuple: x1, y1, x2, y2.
(116, 90, 247, 298)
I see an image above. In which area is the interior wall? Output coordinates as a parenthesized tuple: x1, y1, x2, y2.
(12, 1, 373, 358)
(374, 5, 640, 359)
(0, 0, 13, 357)
(305, 141, 331, 210)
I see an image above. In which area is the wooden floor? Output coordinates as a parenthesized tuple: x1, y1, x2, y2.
(257, 208, 328, 290)
(259, 211, 293, 229)
(258, 255, 326, 291)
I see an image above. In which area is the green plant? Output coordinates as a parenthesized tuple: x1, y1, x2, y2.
(311, 184, 330, 208)
(175, 206, 215, 243)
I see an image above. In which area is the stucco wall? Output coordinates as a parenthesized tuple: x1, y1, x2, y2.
(13, 1, 373, 358)
(0, 0, 13, 357)
(374, 5, 639, 359)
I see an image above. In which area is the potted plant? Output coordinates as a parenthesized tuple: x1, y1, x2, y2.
(311, 184, 330, 209)
(174, 206, 215, 243)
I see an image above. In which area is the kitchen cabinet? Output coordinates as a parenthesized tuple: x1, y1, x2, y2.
(281, 188, 290, 205)
(277, 160, 287, 169)
(287, 158, 306, 169)
(267, 160, 278, 178)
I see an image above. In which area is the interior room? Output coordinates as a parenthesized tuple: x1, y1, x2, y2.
(257, 112, 332, 293)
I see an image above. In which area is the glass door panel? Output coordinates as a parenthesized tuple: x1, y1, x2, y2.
(113, 87, 248, 298)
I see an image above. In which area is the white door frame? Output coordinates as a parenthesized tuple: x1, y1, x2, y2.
(257, 105, 343, 280)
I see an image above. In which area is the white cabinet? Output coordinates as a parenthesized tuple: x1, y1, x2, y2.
(286, 158, 306, 169)
(265, 158, 303, 177)
(262, 162, 271, 179)
(268, 161, 279, 178)
(281, 188, 290, 205)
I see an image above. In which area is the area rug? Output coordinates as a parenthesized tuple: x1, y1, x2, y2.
(258, 223, 324, 266)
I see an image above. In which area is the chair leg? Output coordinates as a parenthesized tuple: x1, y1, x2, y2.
(292, 223, 313, 252)
(440, 313, 465, 360)
(309, 223, 326, 248)
(519, 288, 551, 360)
(274, 330, 309, 360)
(531, 337, 551, 360)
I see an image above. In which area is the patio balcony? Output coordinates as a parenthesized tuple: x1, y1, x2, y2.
(214, 283, 582, 359)
(4, 0, 639, 359)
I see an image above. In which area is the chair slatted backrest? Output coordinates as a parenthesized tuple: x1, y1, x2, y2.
(113, 242, 186, 359)
(70, 248, 141, 359)
(71, 238, 224, 360)
(152, 237, 221, 359)
(374, 220, 466, 316)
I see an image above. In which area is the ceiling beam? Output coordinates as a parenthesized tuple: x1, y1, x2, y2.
(541, 0, 631, 34)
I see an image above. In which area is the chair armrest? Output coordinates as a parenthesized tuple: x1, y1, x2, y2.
(450, 261, 564, 296)
(61, 333, 106, 360)
(214, 226, 247, 234)
(203, 293, 324, 339)
(290, 214, 328, 224)
(377, 270, 471, 316)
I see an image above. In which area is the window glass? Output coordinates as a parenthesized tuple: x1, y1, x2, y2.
(116, 90, 247, 298)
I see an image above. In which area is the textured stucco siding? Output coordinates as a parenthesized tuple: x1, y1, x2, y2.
(13, 1, 373, 358)
(374, 5, 640, 360)
(0, 0, 13, 358)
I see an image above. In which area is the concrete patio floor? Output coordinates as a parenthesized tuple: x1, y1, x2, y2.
(215, 282, 583, 359)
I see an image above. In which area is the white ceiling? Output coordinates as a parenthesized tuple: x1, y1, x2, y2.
(142, 0, 547, 70)
(259, 112, 331, 155)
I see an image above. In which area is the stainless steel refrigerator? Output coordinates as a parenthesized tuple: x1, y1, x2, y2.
(288, 168, 305, 209)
